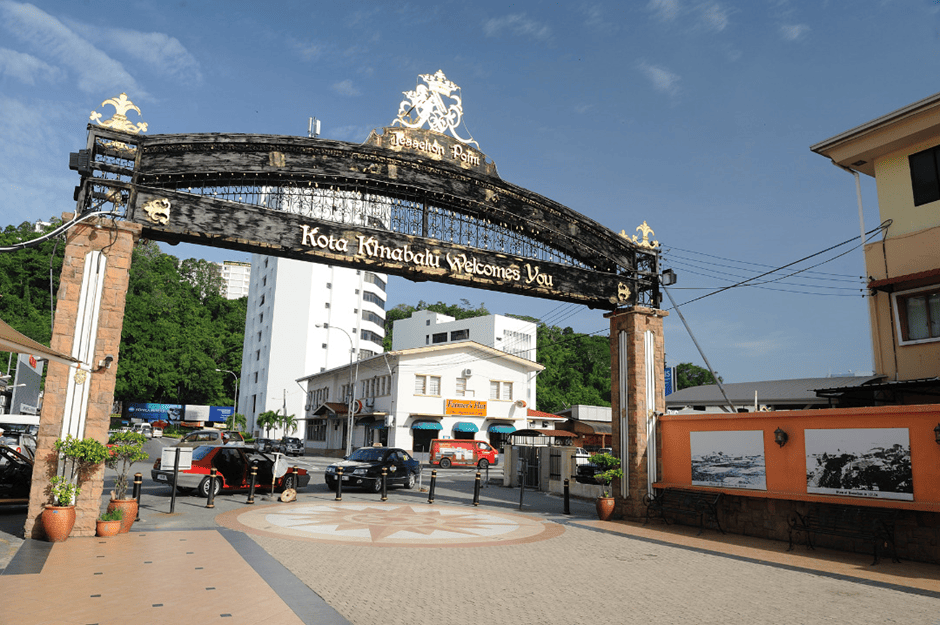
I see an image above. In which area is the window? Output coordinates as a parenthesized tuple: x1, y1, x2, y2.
(364, 272, 386, 291)
(490, 380, 513, 401)
(260, 294, 265, 305)
(262, 276, 266, 286)
(895, 286, 940, 343)
(326, 282, 332, 289)
(415, 374, 441, 396)
(363, 291, 385, 309)
(325, 302, 330, 308)
(361, 329, 383, 344)
(253, 372, 258, 383)
(259, 312, 263, 323)
(450, 329, 469, 341)
(456, 377, 473, 397)
(307, 419, 326, 442)
(257, 331, 262, 341)
(255, 350, 260, 361)
(910, 145, 940, 206)
(432, 332, 448, 344)
(362, 310, 384, 325)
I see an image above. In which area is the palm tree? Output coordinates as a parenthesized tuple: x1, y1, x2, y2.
(279, 413, 297, 435)
(256, 410, 280, 437)
(225, 412, 247, 432)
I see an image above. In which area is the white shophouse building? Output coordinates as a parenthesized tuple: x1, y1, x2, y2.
(392, 310, 538, 407)
(298, 341, 543, 455)
(239, 256, 387, 439)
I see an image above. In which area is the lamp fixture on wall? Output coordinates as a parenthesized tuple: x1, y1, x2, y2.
(934, 423, 940, 445)
(774, 427, 788, 448)
(96, 354, 114, 371)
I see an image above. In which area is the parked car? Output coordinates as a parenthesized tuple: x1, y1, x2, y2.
(175, 429, 244, 447)
(0, 431, 36, 459)
(130, 422, 154, 438)
(0, 444, 33, 501)
(279, 437, 304, 456)
(429, 439, 498, 469)
(574, 447, 591, 466)
(254, 438, 276, 452)
(325, 447, 421, 492)
(151, 445, 310, 497)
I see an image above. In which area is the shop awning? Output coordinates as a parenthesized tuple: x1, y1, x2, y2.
(453, 421, 479, 433)
(487, 423, 516, 433)
(0, 318, 79, 368)
(411, 420, 443, 430)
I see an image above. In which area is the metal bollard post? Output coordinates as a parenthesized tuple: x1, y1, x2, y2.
(428, 469, 437, 504)
(381, 467, 388, 501)
(133, 473, 143, 521)
(564, 478, 571, 515)
(485, 464, 489, 488)
(170, 447, 181, 514)
(246, 461, 258, 504)
(335, 467, 343, 501)
(518, 459, 526, 510)
(206, 468, 218, 508)
(473, 471, 481, 506)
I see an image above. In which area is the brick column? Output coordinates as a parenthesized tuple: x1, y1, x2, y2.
(607, 307, 667, 520)
(25, 216, 141, 538)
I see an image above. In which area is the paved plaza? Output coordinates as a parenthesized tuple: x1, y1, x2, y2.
(2, 459, 940, 624)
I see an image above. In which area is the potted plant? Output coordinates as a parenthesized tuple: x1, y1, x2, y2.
(105, 431, 148, 533)
(43, 435, 110, 542)
(96, 507, 123, 537)
(589, 452, 624, 521)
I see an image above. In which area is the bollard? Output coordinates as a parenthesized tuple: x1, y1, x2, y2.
(169, 447, 181, 514)
(485, 463, 489, 488)
(564, 478, 571, 515)
(518, 459, 526, 510)
(206, 468, 218, 508)
(133, 473, 143, 521)
(381, 467, 388, 501)
(335, 467, 343, 501)
(427, 469, 436, 504)
(473, 471, 481, 506)
(247, 461, 258, 504)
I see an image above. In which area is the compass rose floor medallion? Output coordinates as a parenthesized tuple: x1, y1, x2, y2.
(218, 502, 563, 548)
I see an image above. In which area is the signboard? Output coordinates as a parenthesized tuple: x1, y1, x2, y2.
(664, 366, 676, 396)
(161, 447, 193, 471)
(445, 399, 487, 417)
(208, 406, 234, 423)
(127, 403, 182, 422)
(10, 353, 43, 415)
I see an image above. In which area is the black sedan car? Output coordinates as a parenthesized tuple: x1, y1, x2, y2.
(0, 444, 33, 502)
(325, 447, 421, 492)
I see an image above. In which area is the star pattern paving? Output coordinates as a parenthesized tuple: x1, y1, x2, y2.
(220, 502, 562, 548)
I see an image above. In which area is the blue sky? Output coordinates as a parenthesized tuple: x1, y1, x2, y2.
(2, 1, 939, 384)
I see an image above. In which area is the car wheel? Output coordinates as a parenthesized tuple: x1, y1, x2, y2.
(368, 477, 382, 493)
(198, 476, 222, 498)
(282, 474, 296, 491)
(477, 458, 489, 470)
(404, 472, 416, 489)
(439, 457, 452, 469)
(325, 477, 336, 490)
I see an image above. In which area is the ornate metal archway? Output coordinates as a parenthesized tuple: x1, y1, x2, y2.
(72, 73, 661, 310)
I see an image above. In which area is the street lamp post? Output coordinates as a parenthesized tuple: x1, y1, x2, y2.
(316, 324, 358, 456)
(215, 368, 239, 418)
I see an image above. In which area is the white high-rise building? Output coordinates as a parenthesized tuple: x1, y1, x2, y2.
(218, 261, 251, 300)
(239, 257, 388, 440)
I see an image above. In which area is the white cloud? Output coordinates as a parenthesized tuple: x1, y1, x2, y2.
(0, 1, 145, 96)
(648, 0, 680, 22)
(732, 331, 787, 356)
(332, 79, 360, 97)
(294, 41, 326, 61)
(583, 4, 617, 33)
(637, 61, 681, 98)
(780, 23, 809, 41)
(483, 14, 552, 42)
(0, 47, 63, 84)
(90, 27, 202, 86)
(698, 2, 730, 32)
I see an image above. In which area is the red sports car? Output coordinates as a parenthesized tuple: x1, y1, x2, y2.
(151, 445, 309, 497)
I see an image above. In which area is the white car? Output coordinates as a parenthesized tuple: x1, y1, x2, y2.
(574, 447, 591, 465)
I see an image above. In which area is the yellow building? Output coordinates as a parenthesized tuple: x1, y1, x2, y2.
(813, 93, 940, 402)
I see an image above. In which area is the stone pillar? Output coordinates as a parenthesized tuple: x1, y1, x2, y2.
(25, 216, 141, 538)
(607, 306, 667, 520)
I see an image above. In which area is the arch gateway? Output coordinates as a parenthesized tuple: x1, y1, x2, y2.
(25, 73, 667, 536)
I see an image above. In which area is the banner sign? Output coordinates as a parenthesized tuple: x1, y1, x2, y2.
(445, 399, 487, 417)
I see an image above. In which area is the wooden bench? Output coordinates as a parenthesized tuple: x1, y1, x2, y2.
(787, 504, 899, 565)
(644, 488, 724, 535)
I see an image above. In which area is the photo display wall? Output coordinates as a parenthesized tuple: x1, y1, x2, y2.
(691, 430, 767, 490)
(805, 428, 913, 501)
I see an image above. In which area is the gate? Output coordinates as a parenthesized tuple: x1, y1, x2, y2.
(518, 446, 541, 489)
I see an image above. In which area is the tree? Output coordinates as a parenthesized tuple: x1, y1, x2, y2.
(225, 412, 247, 432)
(675, 363, 722, 390)
(279, 413, 297, 435)
(256, 410, 280, 437)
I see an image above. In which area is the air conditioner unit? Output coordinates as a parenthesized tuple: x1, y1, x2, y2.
(463, 368, 472, 377)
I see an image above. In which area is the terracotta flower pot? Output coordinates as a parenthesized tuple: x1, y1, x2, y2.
(41, 505, 76, 542)
(596, 496, 616, 521)
(106, 499, 138, 533)
(96, 519, 122, 537)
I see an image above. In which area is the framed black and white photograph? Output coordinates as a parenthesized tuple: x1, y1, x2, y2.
(805, 428, 913, 501)
(691, 430, 767, 490)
